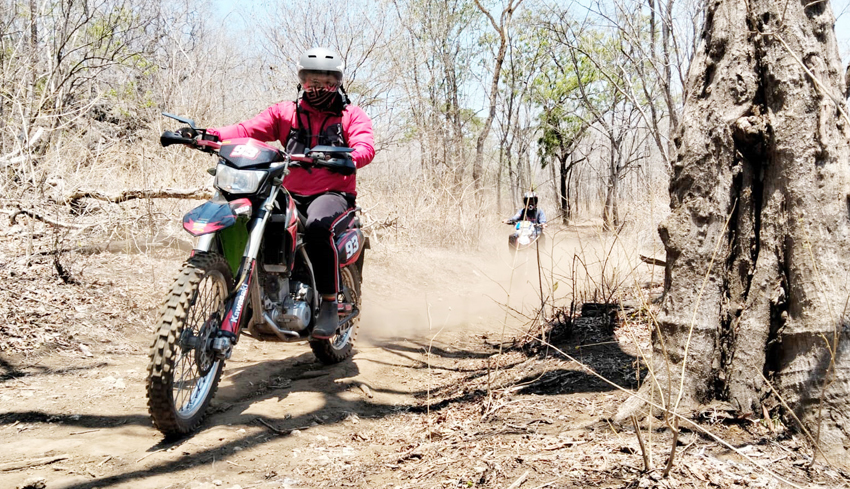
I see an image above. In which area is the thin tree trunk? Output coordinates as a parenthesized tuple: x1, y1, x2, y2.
(471, 0, 523, 194)
(559, 154, 569, 223)
(497, 148, 504, 214)
(661, 0, 678, 159)
(26, 0, 38, 131)
(603, 141, 620, 231)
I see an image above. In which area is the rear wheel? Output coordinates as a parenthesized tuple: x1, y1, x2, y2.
(310, 265, 361, 364)
(146, 253, 233, 436)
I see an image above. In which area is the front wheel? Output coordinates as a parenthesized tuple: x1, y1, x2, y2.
(146, 253, 233, 436)
(310, 265, 361, 364)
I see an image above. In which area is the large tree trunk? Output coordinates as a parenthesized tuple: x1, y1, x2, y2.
(618, 0, 850, 460)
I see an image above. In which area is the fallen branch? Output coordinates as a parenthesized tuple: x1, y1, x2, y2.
(359, 383, 374, 399)
(253, 417, 311, 436)
(10, 209, 99, 230)
(65, 188, 212, 205)
(506, 470, 529, 489)
(0, 454, 69, 472)
(639, 254, 666, 267)
(134, 449, 164, 463)
(255, 417, 286, 435)
(21, 235, 193, 255)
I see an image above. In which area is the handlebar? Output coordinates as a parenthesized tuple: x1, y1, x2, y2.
(505, 220, 546, 228)
(160, 128, 355, 174)
(160, 111, 358, 177)
(288, 153, 356, 175)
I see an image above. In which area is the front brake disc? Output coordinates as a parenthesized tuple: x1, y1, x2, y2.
(195, 313, 219, 376)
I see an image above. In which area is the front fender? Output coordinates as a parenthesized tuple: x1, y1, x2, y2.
(183, 198, 250, 236)
(184, 198, 252, 276)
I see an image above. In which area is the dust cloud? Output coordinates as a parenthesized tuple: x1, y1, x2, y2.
(357, 223, 613, 347)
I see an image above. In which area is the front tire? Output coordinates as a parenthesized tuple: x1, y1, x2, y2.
(146, 253, 233, 436)
(310, 265, 361, 364)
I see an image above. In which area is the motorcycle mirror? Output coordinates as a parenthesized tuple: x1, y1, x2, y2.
(162, 111, 197, 129)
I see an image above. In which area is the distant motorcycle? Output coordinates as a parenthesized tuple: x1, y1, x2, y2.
(507, 220, 545, 251)
(146, 113, 367, 436)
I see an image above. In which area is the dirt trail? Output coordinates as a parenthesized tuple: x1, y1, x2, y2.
(0, 224, 600, 489)
(3, 223, 848, 489)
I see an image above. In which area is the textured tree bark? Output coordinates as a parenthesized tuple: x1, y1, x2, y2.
(618, 0, 850, 460)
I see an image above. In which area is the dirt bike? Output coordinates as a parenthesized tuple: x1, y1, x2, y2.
(507, 220, 545, 251)
(146, 113, 367, 437)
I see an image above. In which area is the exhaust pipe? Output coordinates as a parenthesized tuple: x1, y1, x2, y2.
(263, 312, 301, 341)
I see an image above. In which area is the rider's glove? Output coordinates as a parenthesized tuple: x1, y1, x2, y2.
(311, 152, 328, 165)
(176, 127, 197, 139)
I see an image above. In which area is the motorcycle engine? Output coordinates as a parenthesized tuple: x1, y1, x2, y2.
(264, 277, 313, 332)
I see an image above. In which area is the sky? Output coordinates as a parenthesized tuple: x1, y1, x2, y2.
(211, 0, 850, 63)
(836, 1, 850, 64)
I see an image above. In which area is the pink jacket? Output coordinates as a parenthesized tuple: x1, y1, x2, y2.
(208, 100, 375, 196)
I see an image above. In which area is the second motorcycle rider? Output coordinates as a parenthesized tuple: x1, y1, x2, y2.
(206, 47, 375, 339)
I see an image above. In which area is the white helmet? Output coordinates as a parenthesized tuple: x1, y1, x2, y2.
(296, 47, 344, 91)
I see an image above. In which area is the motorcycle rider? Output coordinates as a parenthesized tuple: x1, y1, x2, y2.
(504, 192, 547, 227)
(202, 47, 375, 340)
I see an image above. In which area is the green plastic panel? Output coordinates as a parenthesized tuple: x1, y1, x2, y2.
(218, 216, 249, 276)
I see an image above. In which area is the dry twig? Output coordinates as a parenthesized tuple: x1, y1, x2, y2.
(0, 454, 69, 472)
(631, 415, 651, 472)
(506, 470, 530, 489)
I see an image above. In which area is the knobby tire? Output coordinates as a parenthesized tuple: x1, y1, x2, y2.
(146, 253, 233, 437)
(310, 265, 361, 364)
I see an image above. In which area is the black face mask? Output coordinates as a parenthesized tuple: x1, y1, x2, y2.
(304, 89, 339, 111)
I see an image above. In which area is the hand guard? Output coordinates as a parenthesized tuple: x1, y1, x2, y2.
(329, 156, 356, 176)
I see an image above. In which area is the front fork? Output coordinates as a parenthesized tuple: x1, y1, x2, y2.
(199, 185, 284, 358)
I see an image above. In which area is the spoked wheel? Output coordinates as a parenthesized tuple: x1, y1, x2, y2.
(146, 253, 233, 437)
(310, 265, 361, 364)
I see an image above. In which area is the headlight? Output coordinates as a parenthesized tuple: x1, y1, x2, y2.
(214, 164, 265, 194)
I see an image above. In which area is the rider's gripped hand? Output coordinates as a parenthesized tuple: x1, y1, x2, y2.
(176, 126, 197, 139)
(311, 152, 329, 165)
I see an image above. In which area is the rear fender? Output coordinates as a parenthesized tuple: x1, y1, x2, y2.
(355, 236, 368, 276)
